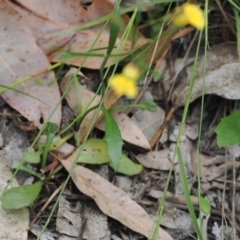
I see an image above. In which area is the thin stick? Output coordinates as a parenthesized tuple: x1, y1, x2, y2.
(215, 0, 236, 36)
(40, 159, 60, 174)
(28, 181, 65, 230)
(149, 106, 175, 148)
(125, 48, 169, 115)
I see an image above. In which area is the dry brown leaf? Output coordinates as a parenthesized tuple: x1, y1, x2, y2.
(56, 196, 110, 239)
(136, 149, 171, 170)
(96, 112, 151, 149)
(0, 0, 61, 128)
(190, 150, 240, 192)
(38, 135, 75, 157)
(13, 0, 148, 69)
(176, 63, 240, 107)
(132, 106, 165, 141)
(60, 159, 173, 240)
(60, 68, 102, 137)
(119, 0, 157, 11)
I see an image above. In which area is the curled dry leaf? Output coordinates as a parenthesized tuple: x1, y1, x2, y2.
(13, 0, 149, 69)
(0, 0, 61, 128)
(57, 196, 110, 239)
(172, 43, 240, 107)
(190, 150, 240, 192)
(175, 63, 240, 107)
(60, 159, 173, 240)
(56, 196, 82, 237)
(136, 149, 171, 170)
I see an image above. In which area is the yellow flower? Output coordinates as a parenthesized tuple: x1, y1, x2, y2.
(122, 63, 140, 80)
(173, 3, 205, 30)
(108, 63, 140, 99)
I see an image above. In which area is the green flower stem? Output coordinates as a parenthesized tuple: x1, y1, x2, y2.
(132, 22, 180, 76)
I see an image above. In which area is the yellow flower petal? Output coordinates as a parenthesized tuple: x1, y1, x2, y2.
(122, 63, 141, 82)
(173, 3, 205, 30)
(124, 81, 138, 98)
(108, 74, 138, 99)
(173, 8, 189, 26)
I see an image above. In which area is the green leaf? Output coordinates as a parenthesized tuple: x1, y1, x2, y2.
(68, 138, 110, 164)
(199, 196, 211, 214)
(107, 1, 121, 56)
(215, 110, 240, 147)
(109, 154, 143, 176)
(102, 107, 123, 171)
(68, 138, 142, 175)
(24, 149, 42, 164)
(2, 181, 43, 210)
(10, 163, 42, 179)
(138, 100, 157, 112)
(177, 147, 202, 239)
(42, 122, 58, 168)
(99, 0, 121, 75)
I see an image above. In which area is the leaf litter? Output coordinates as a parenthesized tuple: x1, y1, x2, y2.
(12, 0, 149, 69)
(2, 1, 240, 239)
(61, 68, 151, 148)
(59, 159, 173, 240)
(56, 195, 110, 239)
(0, 156, 29, 239)
(0, 0, 61, 128)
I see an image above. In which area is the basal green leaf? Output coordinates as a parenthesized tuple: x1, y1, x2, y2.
(10, 163, 42, 179)
(138, 100, 157, 112)
(42, 122, 58, 168)
(215, 110, 240, 147)
(68, 138, 110, 164)
(24, 149, 42, 164)
(2, 181, 43, 210)
(102, 107, 123, 171)
(67, 138, 142, 175)
(109, 154, 143, 176)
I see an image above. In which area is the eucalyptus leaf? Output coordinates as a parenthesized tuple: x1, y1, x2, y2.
(2, 181, 43, 210)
